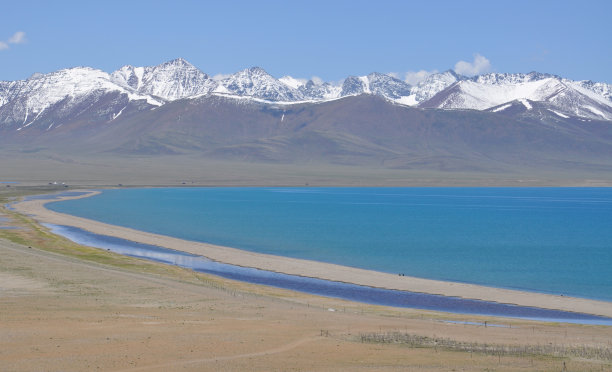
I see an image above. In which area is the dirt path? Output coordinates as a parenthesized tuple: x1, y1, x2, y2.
(116, 336, 320, 371)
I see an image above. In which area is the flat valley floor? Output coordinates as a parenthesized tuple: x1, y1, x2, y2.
(1, 189, 611, 371)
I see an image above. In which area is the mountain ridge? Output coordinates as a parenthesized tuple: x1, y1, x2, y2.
(2, 58, 611, 134)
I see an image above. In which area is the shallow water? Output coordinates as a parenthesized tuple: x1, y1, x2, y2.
(47, 187, 612, 301)
(43, 223, 612, 325)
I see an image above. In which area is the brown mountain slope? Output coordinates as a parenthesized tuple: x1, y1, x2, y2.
(2, 95, 612, 174)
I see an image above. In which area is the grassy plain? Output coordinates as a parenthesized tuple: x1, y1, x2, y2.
(3, 152, 612, 187)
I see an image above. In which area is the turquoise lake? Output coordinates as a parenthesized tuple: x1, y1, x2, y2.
(48, 187, 612, 301)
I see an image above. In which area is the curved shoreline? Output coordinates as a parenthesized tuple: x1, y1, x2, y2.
(12, 189, 612, 318)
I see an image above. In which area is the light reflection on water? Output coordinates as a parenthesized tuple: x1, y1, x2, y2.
(43, 223, 612, 326)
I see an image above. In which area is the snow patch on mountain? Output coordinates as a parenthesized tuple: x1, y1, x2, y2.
(519, 99, 532, 110)
(549, 109, 569, 118)
(394, 95, 418, 106)
(279, 76, 306, 90)
(491, 103, 513, 112)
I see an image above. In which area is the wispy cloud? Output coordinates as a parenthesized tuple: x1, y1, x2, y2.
(531, 47, 550, 62)
(212, 73, 232, 81)
(8, 31, 26, 44)
(310, 76, 324, 85)
(0, 31, 27, 52)
(454, 53, 491, 76)
(388, 70, 437, 85)
(404, 70, 438, 85)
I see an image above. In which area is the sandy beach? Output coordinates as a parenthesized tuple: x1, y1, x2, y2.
(12, 190, 612, 319)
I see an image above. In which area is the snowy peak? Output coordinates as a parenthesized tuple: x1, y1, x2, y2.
(111, 58, 216, 101)
(421, 77, 561, 110)
(1, 58, 612, 131)
(420, 72, 612, 121)
(340, 76, 369, 96)
(575, 80, 612, 102)
(471, 71, 556, 85)
(160, 57, 193, 68)
(366, 72, 412, 99)
(410, 70, 462, 103)
(0, 66, 161, 128)
(111, 65, 143, 90)
(216, 67, 303, 101)
(339, 73, 411, 100)
(299, 79, 341, 100)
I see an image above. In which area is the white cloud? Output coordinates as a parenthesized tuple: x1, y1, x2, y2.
(310, 76, 324, 85)
(8, 31, 26, 44)
(404, 70, 438, 85)
(454, 53, 491, 76)
(0, 31, 27, 52)
(212, 73, 232, 81)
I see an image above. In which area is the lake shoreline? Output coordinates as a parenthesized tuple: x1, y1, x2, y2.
(12, 189, 612, 319)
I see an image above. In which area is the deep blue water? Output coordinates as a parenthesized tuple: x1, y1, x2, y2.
(47, 187, 612, 301)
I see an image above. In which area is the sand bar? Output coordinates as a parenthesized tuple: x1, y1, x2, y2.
(12, 189, 612, 318)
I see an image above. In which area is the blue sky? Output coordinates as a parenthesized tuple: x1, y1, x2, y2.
(1, 0, 611, 83)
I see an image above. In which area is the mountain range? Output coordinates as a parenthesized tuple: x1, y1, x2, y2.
(1, 58, 612, 179)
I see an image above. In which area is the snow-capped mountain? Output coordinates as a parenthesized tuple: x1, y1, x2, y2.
(0, 67, 160, 129)
(111, 58, 217, 100)
(575, 80, 612, 101)
(420, 72, 612, 120)
(214, 67, 303, 101)
(298, 80, 341, 100)
(339, 73, 412, 100)
(365, 73, 412, 99)
(276, 72, 412, 102)
(277, 76, 341, 100)
(1, 58, 612, 133)
(410, 70, 462, 103)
